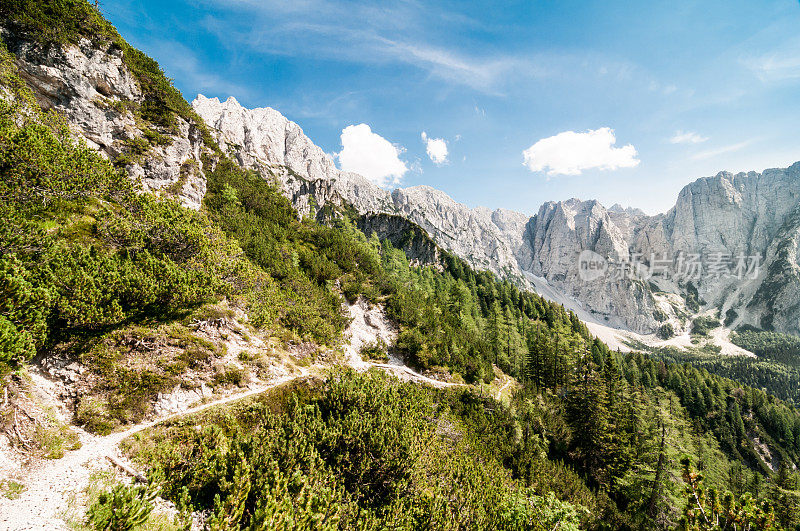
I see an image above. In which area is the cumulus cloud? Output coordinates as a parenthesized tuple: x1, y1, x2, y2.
(338, 124, 407, 187)
(421, 132, 448, 165)
(522, 128, 639, 176)
(670, 130, 708, 144)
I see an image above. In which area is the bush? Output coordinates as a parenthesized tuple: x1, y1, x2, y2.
(0, 257, 52, 371)
(691, 316, 720, 337)
(657, 322, 675, 340)
(213, 365, 246, 387)
(724, 308, 738, 327)
(0, 99, 131, 208)
(86, 484, 155, 531)
(359, 339, 389, 362)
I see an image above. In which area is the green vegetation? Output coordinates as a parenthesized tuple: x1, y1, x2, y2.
(0, 0, 214, 138)
(724, 308, 738, 327)
(73, 322, 227, 433)
(684, 282, 703, 313)
(691, 316, 720, 337)
(125, 370, 588, 530)
(732, 328, 800, 367)
(624, 350, 800, 475)
(679, 457, 777, 529)
(658, 322, 675, 340)
(639, 343, 800, 406)
(0, 76, 236, 377)
(3, 3, 800, 529)
(0, 479, 25, 500)
(205, 156, 594, 384)
(359, 339, 389, 362)
(86, 483, 156, 531)
(125, 361, 800, 529)
(65, 471, 187, 531)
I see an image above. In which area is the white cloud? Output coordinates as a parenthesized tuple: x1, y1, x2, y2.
(742, 39, 800, 82)
(338, 124, 407, 187)
(670, 130, 708, 144)
(691, 140, 753, 160)
(522, 128, 639, 176)
(662, 84, 677, 95)
(421, 131, 448, 165)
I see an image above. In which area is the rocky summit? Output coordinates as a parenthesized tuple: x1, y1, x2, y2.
(7, 18, 799, 337)
(193, 95, 800, 336)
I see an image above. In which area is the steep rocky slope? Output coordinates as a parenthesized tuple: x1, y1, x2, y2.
(6, 20, 799, 337)
(193, 95, 800, 336)
(192, 95, 527, 280)
(2, 26, 212, 209)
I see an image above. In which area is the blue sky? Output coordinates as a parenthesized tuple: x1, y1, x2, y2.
(104, 0, 800, 215)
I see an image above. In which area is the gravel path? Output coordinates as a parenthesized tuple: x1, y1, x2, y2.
(495, 378, 513, 400)
(0, 373, 303, 530)
(1, 300, 456, 529)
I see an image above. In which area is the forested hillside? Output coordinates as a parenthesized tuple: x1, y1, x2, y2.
(1, 2, 800, 530)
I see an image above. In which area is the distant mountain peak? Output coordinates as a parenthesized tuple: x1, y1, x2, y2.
(193, 95, 800, 336)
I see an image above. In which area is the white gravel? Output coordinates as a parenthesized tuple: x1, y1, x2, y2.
(1, 300, 455, 529)
(0, 372, 302, 530)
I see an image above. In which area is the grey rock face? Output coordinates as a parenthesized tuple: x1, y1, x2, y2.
(192, 95, 392, 216)
(194, 94, 800, 335)
(357, 213, 441, 266)
(6, 32, 208, 209)
(192, 96, 526, 279)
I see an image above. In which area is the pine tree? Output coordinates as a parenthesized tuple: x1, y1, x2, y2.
(566, 353, 614, 488)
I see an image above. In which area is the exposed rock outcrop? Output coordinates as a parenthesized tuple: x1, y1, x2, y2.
(192, 95, 526, 279)
(357, 213, 441, 266)
(4, 30, 209, 209)
(193, 94, 800, 336)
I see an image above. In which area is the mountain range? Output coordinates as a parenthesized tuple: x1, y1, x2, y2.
(9, 23, 800, 341)
(192, 95, 800, 338)
(4, 3, 800, 528)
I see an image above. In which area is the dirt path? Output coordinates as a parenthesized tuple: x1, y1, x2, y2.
(0, 372, 304, 530)
(495, 378, 513, 400)
(369, 362, 460, 388)
(1, 300, 459, 529)
(343, 298, 462, 388)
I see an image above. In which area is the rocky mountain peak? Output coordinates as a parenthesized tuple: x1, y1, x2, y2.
(193, 94, 800, 335)
(609, 203, 646, 217)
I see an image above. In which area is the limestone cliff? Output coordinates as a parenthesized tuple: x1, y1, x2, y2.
(3, 28, 211, 209)
(193, 95, 800, 336)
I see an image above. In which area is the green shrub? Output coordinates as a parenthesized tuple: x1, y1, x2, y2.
(0, 257, 52, 372)
(724, 308, 738, 327)
(692, 316, 720, 337)
(0, 99, 131, 208)
(657, 322, 675, 340)
(359, 339, 389, 362)
(75, 398, 120, 435)
(685, 281, 703, 312)
(213, 365, 246, 387)
(86, 484, 155, 531)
